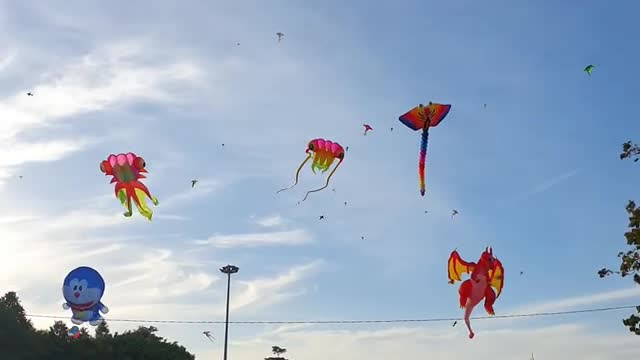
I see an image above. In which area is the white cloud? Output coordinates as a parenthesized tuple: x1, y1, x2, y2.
(255, 214, 284, 228)
(0, 38, 204, 184)
(198, 322, 640, 360)
(197, 229, 313, 248)
(507, 287, 640, 315)
(520, 168, 580, 198)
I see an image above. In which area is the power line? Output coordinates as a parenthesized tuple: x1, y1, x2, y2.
(25, 304, 638, 325)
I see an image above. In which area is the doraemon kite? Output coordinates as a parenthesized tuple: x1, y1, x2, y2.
(62, 266, 109, 326)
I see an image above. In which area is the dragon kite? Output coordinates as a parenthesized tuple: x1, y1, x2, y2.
(398, 101, 451, 196)
(447, 247, 504, 339)
(100, 152, 159, 221)
(277, 138, 345, 201)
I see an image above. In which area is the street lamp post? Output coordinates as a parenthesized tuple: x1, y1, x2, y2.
(220, 265, 239, 360)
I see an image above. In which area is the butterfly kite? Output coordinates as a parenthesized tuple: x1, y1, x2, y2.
(277, 138, 345, 201)
(447, 247, 504, 339)
(398, 101, 451, 196)
(100, 152, 159, 221)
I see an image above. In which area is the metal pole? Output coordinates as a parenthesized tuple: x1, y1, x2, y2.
(223, 272, 231, 360)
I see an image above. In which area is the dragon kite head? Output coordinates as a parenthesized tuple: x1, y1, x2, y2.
(478, 246, 497, 268)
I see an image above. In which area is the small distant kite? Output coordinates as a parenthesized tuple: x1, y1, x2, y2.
(191, 180, 198, 188)
(276, 32, 284, 42)
(203, 331, 215, 343)
(319, 215, 324, 220)
(277, 138, 345, 201)
(452, 209, 459, 218)
(68, 326, 81, 339)
(236, 42, 240, 46)
(584, 64, 594, 76)
(398, 101, 451, 196)
(27, 92, 33, 96)
(100, 152, 159, 221)
(363, 124, 373, 135)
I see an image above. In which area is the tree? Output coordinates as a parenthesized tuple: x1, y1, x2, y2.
(265, 345, 288, 360)
(95, 320, 111, 338)
(0, 291, 196, 359)
(598, 141, 640, 335)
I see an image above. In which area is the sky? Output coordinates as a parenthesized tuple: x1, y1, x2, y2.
(1, 0, 639, 359)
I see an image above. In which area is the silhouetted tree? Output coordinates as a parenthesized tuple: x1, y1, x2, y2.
(598, 141, 640, 335)
(0, 291, 196, 359)
(265, 345, 288, 360)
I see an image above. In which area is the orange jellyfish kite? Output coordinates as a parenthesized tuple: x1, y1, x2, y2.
(277, 138, 345, 201)
(100, 152, 159, 221)
(398, 101, 451, 196)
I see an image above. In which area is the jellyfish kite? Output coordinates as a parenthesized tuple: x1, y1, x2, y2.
(100, 152, 159, 221)
(277, 138, 345, 201)
(398, 101, 451, 196)
(447, 247, 504, 339)
(62, 266, 109, 326)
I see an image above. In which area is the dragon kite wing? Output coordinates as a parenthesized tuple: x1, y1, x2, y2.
(488, 257, 505, 298)
(447, 250, 476, 284)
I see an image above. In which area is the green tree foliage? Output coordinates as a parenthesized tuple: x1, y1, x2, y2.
(265, 345, 289, 360)
(597, 141, 640, 335)
(0, 291, 195, 359)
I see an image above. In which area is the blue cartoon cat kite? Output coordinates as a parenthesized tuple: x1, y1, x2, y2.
(62, 266, 109, 326)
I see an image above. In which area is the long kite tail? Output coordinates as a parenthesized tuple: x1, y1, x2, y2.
(418, 125, 429, 196)
(302, 159, 343, 201)
(277, 153, 311, 193)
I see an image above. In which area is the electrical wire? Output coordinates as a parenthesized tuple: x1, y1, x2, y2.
(25, 304, 638, 325)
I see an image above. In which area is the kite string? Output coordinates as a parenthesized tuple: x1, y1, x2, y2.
(302, 158, 343, 201)
(24, 304, 639, 325)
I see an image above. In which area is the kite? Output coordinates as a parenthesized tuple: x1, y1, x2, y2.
(203, 331, 215, 343)
(100, 152, 159, 221)
(277, 138, 345, 201)
(27, 92, 33, 96)
(62, 266, 109, 326)
(398, 101, 451, 196)
(277, 32, 284, 42)
(191, 180, 198, 188)
(363, 124, 373, 135)
(68, 326, 81, 339)
(584, 64, 594, 76)
(447, 247, 504, 339)
(452, 209, 459, 218)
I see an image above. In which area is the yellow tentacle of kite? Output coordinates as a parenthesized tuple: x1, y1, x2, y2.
(302, 158, 343, 201)
(277, 152, 312, 193)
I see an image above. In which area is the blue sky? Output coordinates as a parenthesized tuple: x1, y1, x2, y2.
(1, 0, 639, 359)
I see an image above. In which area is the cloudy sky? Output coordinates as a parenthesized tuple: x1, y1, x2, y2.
(1, 0, 640, 359)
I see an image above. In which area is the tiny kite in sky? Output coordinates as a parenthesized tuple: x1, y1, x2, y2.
(584, 64, 594, 76)
(319, 215, 324, 220)
(27, 92, 33, 96)
(346, 146, 349, 151)
(236, 42, 240, 46)
(276, 32, 284, 42)
(203, 331, 215, 343)
(18, 175, 22, 179)
(390, 127, 394, 132)
(100, 152, 159, 221)
(191, 180, 198, 188)
(452, 209, 459, 218)
(68, 326, 81, 339)
(398, 101, 451, 196)
(277, 138, 345, 201)
(363, 124, 373, 135)
(452, 321, 457, 327)
(483, 104, 487, 108)
(447, 247, 504, 339)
